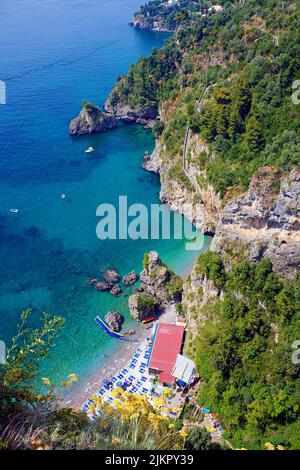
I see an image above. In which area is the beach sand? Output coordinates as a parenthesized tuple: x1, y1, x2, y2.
(63, 304, 177, 409)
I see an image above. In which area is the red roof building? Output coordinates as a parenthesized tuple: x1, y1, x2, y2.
(148, 323, 185, 385)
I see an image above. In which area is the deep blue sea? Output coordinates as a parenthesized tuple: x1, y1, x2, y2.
(0, 0, 211, 386)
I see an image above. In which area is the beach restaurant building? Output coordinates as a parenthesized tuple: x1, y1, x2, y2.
(147, 322, 196, 387)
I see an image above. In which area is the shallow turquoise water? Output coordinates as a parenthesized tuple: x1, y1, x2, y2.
(0, 0, 211, 385)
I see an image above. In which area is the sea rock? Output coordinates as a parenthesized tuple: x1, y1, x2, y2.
(69, 102, 116, 135)
(128, 293, 157, 321)
(103, 268, 120, 284)
(123, 271, 139, 286)
(140, 251, 182, 302)
(105, 311, 123, 332)
(212, 167, 300, 278)
(110, 284, 122, 296)
(89, 279, 110, 291)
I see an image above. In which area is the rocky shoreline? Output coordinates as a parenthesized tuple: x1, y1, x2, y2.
(129, 15, 175, 33)
(69, 102, 117, 135)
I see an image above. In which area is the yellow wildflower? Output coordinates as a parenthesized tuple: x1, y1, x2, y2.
(42, 377, 51, 386)
(265, 442, 275, 450)
(112, 438, 121, 447)
(68, 373, 78, 382)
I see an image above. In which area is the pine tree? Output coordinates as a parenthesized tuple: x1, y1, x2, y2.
(246, 116, 265, 152)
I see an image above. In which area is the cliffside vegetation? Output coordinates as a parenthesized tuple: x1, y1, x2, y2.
(187, 254, 300, 449)
(110, 0, 300, 198)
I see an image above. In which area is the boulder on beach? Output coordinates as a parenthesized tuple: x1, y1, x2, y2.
(103, 268, 120, 284)
(105, 311, 123, 332)
(123, 271, 139, 286)
(110, 284, 122, 296)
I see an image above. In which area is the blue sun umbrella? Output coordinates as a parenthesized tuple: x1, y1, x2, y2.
(116, 381, 123, 387)
(102, 378, 110, 385)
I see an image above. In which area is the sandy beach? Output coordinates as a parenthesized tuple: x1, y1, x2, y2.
(63, 304, 177, 409)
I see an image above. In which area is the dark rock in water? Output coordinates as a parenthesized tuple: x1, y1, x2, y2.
(69, 102, 117, 135)
(89, 278, 110, 291)
(105, 311, 123, 332)
(110, 284, 122, 296)
(123, 271, 139, 286)
(103, 268, 120, 284)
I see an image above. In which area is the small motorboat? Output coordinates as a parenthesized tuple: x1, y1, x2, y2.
(85, 146, 94, 153)
(60, 193, 66, 200)
(10, 208, 19, 213)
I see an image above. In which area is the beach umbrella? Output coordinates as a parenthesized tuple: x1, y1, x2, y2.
(116, 381, 123, 387)
(102, 378, 110, 385)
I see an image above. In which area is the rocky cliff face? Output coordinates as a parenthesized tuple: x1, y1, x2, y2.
(182, 264, 221, 346)
(211, 167, 300, 279)
(144, 135, 222, 234)
(69, 103, 116, 135)
(182, 166, 300, 350)
(129, 14, 175, 33)
(104, 95, 158, 125)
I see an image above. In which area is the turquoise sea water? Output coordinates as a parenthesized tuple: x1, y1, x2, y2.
(0, 0, 211, 385)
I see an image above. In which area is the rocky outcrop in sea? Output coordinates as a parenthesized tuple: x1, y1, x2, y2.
(128, 251, 183, 321)
(69, 102, 117, 135)
(123, 271, 139, 286)
(105, 311, 123, 332)
(103, 268, 120, 284)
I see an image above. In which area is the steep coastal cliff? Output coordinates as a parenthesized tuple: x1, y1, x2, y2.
(183, 166, 300, 347)
(212, 167, 300, 278)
